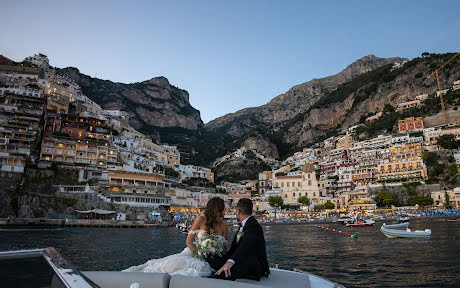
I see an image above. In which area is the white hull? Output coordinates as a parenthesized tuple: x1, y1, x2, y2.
(82, 268, 344, 288)
(381, 226, 431, 238)
(381, 222, 410, 229)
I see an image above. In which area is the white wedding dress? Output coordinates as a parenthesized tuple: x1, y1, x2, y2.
(123, 229, 225, 277)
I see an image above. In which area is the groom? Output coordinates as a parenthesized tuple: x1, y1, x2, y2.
(207, 198, 270, 281)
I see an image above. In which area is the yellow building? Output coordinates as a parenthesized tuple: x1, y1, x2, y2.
(336, 135, 354, 149)
(273, 163, 320, 203)
(40, 136, 117, 168)
(377, 143, 427, 182)
(389, 143, 423, 162)
(106, 170, 169, 194)
(377, 159, 427, 182)
(431, 190, 460, 208)
(206, 171, 215, 183)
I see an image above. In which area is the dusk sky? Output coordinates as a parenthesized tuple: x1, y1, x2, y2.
(1, 0, 459, 123)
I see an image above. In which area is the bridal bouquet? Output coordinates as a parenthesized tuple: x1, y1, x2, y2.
(192, 229, 225, 261)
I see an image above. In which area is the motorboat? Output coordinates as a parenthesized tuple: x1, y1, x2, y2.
(0, 247, 345, 288)
(346, 219, 375, 227)
(380, 226, 431, 238)
(175, 221, 191, 234)
(381, 222, 410, 229)
(397, 215, 410, 223)
(337, 217, 354, 225)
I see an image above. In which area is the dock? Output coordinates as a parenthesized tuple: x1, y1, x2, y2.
(0, 218, 174, 228)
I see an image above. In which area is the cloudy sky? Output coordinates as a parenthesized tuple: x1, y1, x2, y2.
(1, 0, 459, 122)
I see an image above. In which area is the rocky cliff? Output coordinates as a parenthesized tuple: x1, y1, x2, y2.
(56, 67, 203, 141)
(281, 53, 460, 148)
(205, 53, 460, 163)
(206, 55, 407, 137)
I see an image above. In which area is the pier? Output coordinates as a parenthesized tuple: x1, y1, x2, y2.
(0, 218, 174, 228)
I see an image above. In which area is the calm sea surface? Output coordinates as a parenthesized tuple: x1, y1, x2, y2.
(0, 219, 458, 287)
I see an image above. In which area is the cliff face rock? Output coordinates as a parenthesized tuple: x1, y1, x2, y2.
(56, 67, 203, 139)
(285, 54, 460, 147)
(205, 55, 407, 137)
(214, 159, 271, 183)
(242, 135, 279, 159)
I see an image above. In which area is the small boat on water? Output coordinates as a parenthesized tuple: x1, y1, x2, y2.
(175, 221, 191, 233)
(380, 225, 431, 238)
(381, 222, 410, 229)
(337, 217, 354, 225)
(346, 219, 375, 227)
(398, 215, 410, 222)
(446, 217, 459, 222)
(0, 247, 345, 288)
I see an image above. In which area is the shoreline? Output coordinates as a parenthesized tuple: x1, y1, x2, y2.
(0, 216, 454, 229)
(0, 218, 174, 228)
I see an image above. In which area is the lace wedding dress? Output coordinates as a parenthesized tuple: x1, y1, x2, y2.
(123, 229, 225, 277)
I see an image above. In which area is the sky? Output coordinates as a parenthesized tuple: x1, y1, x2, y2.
(1, 1, 459, 123)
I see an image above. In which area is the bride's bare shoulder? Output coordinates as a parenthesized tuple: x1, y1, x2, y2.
(194, 215, 205, 224)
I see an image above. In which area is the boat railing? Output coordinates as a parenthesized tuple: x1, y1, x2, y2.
(0, 247, 99, 288)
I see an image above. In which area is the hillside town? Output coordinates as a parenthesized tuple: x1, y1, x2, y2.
(1, 53, 459, 222)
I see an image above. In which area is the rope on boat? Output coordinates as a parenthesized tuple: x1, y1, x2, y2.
(316, 225, 358, 238)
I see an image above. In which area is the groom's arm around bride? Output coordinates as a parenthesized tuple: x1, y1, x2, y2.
(210, 198, 270, 281)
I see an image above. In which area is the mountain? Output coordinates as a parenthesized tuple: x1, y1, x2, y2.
(56, 67, 203, 141)
(205, 53, 460, 171)
(205, 55, 407, 137)
(277, 53, 460, 149)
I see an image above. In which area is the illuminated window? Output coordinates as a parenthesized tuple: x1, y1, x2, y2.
(45, 157, 50, 161)
(58, 144, 63, 147)
(99, 161, 103, 165)
(78, 132, 82, 137)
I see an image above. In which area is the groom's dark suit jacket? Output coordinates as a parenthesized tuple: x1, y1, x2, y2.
(208, 216, 270, 280)
(228, 216, 269, 278)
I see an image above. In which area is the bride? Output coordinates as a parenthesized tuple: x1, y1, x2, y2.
(123, 197, 228, 277)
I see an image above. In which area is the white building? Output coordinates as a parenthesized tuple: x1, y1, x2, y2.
(176, 164, 214, 182)
(24, 53, 50, 70)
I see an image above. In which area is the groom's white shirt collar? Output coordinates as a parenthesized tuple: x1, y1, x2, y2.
(239, 215, 250, 231)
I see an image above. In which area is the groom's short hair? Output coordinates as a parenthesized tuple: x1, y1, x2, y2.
(237, 198, 253, 215)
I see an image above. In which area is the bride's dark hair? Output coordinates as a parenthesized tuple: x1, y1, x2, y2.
(204, 197, 225, 230)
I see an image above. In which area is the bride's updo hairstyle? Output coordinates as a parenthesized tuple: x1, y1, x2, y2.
(204, 197, 225, 229)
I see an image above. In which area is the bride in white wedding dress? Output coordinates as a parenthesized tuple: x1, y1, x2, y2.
(123, 197, 228, 277)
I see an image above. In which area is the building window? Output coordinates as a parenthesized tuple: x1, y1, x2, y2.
(293, 193, 296, 197)
(308, 180, 312, 186)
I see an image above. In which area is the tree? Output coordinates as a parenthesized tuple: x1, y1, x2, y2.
(421, 52, 430, 58)
(445, 192, 452, 208)
(407, 196, 433, 206)
(378, 190, 396, 207)
(268, 196, 284, 217)
(382, 103, 395, 114)
(297, 196, 310, 206)
(323, 201, 335, 209)
(436, 134, 459, 150)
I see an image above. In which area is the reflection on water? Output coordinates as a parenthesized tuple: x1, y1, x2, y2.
(0, 219, 458, 287)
